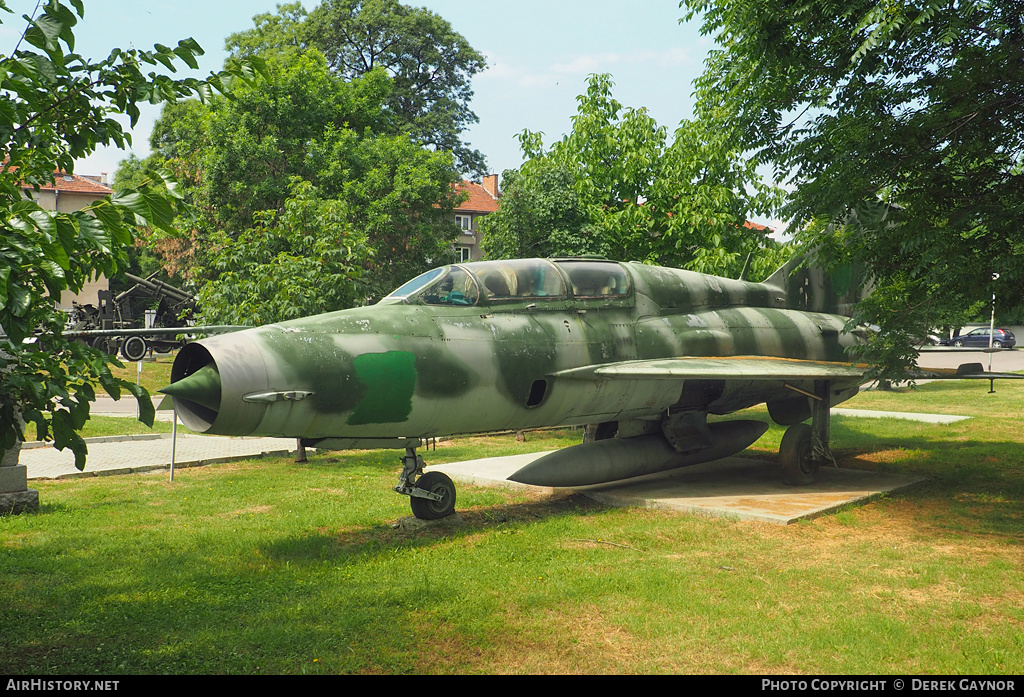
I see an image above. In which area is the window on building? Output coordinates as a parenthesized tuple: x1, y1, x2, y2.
(457, 246, 473, 262)
(455, 214, 472, 231)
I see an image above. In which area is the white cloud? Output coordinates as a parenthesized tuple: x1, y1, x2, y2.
(479, 47, 700, 88)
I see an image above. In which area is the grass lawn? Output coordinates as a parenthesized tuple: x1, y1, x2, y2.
(107, 353, 175, 396)
(1, 379, 1022, 674)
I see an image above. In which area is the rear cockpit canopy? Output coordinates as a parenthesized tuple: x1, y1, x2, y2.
(557, 260, 629, 298)
(384, 259, 631, 306)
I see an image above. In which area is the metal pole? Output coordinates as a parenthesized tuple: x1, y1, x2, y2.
(988, 272, 999, 392)
(170, 407, 177, 482)
(137, 359, 143, 419)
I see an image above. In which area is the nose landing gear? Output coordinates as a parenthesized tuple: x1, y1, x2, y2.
(394, 446, 456, 520)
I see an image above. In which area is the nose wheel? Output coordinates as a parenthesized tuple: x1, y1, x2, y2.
(395, 446, 457, 519)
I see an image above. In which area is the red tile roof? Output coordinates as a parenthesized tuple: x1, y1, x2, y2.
(455, 180, 499, 214)
(743, 220, 772, 232)
(9, 168, 112, 194)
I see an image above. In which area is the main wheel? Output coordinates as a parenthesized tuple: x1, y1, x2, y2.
(779, 423, 820, 485)
(121, 336, 148, 361)
(409, 471, 456, 520)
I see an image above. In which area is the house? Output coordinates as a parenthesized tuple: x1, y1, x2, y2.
(27, 170, 112, 213)
(453, 174, 500, 262)
(23, 170, 114, 308)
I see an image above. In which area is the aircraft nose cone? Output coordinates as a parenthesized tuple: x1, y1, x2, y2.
(159, 363, 222, 413)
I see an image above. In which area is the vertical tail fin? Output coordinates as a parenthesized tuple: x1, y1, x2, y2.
(762, 252, 872, 317)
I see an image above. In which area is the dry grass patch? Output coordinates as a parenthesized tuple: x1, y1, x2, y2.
(848, 448, 926, 465)
(227, 505, 274, 517)
(449, 604, 649, 674)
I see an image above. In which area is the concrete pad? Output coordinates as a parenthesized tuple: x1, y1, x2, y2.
(429, 452, 926, 525)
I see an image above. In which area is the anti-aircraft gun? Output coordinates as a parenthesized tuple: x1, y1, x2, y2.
(65, 272, 202, 360)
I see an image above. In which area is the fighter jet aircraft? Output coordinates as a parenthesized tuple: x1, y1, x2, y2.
(160, 256, 1016, 520)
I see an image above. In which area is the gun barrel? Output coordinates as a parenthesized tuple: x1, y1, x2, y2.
(122, 272, 195, 304)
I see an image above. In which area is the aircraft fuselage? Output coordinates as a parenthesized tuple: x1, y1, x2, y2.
(166, 259, 864, 443)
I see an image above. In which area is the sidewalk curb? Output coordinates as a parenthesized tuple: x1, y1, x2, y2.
(33, 448, 296, 481)
(22, 433, 170, 450)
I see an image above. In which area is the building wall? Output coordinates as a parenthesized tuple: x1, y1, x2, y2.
(30, 189, 103, 215)
(27, 175, 113, 310)
(454, 175, 500, 262)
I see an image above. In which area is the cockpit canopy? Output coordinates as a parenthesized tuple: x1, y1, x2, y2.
(385, 259, 630, 306)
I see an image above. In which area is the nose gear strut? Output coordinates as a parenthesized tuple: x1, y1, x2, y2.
(395, 446, 457, 520)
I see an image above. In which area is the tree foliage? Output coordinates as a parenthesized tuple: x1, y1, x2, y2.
(133, 50, 461, 298)
(0, 0, 262, 467)
(481, 74, 787, 279)
(480, 161, 596, 260)
(682, 0, 1024, 376)
(197, 179, 371, 325)
(226, 0, 487, 175)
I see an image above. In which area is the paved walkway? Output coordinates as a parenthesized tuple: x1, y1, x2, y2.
(19, 431, 299, 481)
(832, 408, 969, 424)
(917, 347, 1024, 372)
(14, 394, 298, 480)
(20, 433, 299, 480)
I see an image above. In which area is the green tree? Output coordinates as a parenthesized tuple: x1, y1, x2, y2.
(226, 0, 487, 175)
(321, 130, 461, 294)
(133, 50, 461, 298)
(682, 0, 1024, 377)
(482, 74, 785, 279)
(0, 0, 262, 469)
(479, 161, 597, 260)
(143, 52, 390, 236)
(197, 179, 372, 325)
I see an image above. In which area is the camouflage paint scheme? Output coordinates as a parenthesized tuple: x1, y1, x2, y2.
(164, 256, 1024, 514)
(165, 256, 871, 445)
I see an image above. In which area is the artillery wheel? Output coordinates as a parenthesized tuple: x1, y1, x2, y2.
(121, 336, 148, 362)
(409, 471, 456, 520)
(779, 423, 820, 485)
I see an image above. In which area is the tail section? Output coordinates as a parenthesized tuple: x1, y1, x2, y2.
(762, 252, 872, 317)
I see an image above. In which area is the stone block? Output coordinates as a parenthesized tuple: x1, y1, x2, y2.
(0, 464, 27, 493)
(0, 489, 39, 515)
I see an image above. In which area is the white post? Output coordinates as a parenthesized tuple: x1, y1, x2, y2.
(989, 273, 999, 375)
(170, 407, 177, 483)
(136, 359, 143, 419)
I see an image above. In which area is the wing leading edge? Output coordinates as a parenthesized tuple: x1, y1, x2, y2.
(552, 356, 870, 382)
(551, 355, 1024, 382)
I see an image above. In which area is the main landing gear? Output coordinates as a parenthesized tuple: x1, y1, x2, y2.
(779, 380, 837, 485)
(394, 445, 457, 520)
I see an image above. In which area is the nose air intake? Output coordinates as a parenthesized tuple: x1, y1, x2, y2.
(161, 331, 276, 436)
(160, 342, 222, 432)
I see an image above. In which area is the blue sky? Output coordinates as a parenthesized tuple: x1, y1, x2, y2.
(5, 1, 742, 208)
(2, 1, 712, 174)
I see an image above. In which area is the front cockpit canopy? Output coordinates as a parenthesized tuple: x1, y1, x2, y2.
(385, 259, 629, 306)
